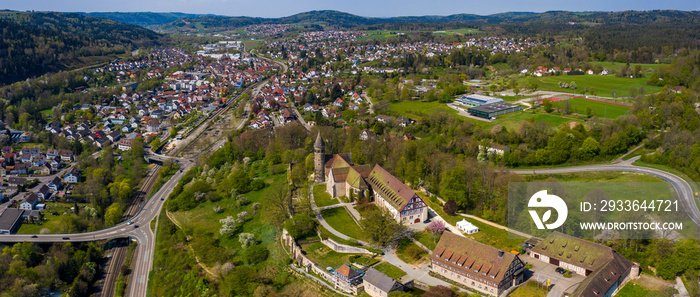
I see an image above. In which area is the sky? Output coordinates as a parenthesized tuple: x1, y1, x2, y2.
(2, 0, 698, 18)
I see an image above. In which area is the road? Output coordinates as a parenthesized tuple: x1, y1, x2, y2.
(510, 156, 700, 227)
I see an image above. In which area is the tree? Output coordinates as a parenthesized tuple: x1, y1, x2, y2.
(427, 220, 446, 244)
(443, 200, 458, 216)
(243, 245, 269, 264)
(219, 216, 238, 236)
(579, 137, 600, 160)
(104, 203, 123, 227)
(268, 183, 292, 226)
(543, 99, 553, 113)
(284, 213, 317, 239)
(361, 208, 406, 247)
(238, 233, 256, 248)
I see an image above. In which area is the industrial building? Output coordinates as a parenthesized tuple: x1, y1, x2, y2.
(456, 94, 503, 106)
(467, 102, 522, 119)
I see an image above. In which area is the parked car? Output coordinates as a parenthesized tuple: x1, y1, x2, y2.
(555, 267, 566, 274)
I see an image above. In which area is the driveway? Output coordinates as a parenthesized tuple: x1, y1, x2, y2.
(525, 256, 585, 297)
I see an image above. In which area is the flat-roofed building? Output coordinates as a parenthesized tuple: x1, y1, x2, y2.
(457, 94, 503, 106)
(0, 208, 24, 234)
(467, 102, 522, 119)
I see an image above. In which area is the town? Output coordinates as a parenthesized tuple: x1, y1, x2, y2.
(0, 6, 697, 297)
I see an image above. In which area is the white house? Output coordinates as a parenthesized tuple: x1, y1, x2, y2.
(456, 218, 479, 234)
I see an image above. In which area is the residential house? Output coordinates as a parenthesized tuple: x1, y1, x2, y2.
(20, 194, 39, 210)
(333, 264, 364, 294)
(363, 267, 404, 297)
(359, 129, 374, 141)
(36, 185, 51, 200)
(64, 167, 80, 183)
(146, 118, 161, 133)
(48, 177, 62, 193)
(7, 177, 26, 187)
(60, 150, 74, 162)
(431, 232, 525, 296)
(19, 131, 32, 142)
(46, 149, 59, 159)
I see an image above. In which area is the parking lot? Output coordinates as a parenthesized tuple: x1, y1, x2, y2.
(524, 255, 586, 297)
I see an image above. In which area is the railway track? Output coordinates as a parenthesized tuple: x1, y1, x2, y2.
(98, 164, 161, 297)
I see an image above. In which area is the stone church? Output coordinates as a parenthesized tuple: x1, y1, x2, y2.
(314, 133, 428, 224)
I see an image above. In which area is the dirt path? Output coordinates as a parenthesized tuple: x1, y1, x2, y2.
(165, 210, 217, 278)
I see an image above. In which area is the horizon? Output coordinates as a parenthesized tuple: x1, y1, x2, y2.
(3, 0, 699, 18)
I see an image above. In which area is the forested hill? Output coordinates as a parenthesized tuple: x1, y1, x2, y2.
(155, 9, 700, 32)
(0, 11, 163, 85)
(77, 12, 203, 27)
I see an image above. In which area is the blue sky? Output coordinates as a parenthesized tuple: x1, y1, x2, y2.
(2, 0, 698, 18)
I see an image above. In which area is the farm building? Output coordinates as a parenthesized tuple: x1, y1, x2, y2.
(467, 102, 522, 119)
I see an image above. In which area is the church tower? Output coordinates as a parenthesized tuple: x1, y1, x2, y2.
(314, 132, 325, 183)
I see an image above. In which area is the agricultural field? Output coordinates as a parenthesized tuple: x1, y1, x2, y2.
(517, 74, 661, 97)
(589, 61, 665, 74)
(358, 30, 405, 40)
(550, 97, 631, 119)
(432, 28, 483, 35)
(388, 100, 458, 118)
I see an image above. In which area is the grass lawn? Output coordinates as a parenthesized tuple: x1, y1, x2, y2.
(301, 242, 360, 269)
(320, 207, 364, 240)
(517, 75, 661, 97)
(487, 110, 581, 131)
(17, 202, 90, 234)
(359, 287, 425, 297)
(313, 185, 339, 207)
(388, 101, 458, 119)
(416, 192, 525, 252)
(373, 262, 406, 279)
(411, 229, 440, 251)
(349, 255, 380, 267)
(615, 282, 655, 297)
(396, 238, 429, 265)
(355, 203, 377, 219)
(551, 98, 630, 119)
(510, 280, 550, 297)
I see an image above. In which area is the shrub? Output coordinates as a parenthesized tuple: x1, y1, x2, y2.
(244, 245, 269, 264)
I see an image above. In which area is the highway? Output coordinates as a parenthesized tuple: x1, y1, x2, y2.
(510, 156, 700, 226)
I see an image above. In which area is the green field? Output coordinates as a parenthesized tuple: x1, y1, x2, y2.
(486, 110, 581, 131)
(358, 30, 405, 40)
(590, 62, 665, 73)
(551, 98, 630, 119)
(349, 255, 380, 267)
(614, 282, 658, 297)
(388, 100, 458, 118)
(320, 207, 364, 240)
(313, 185, 339, 207)
(518, 75, 661, 97)
(373, 262, 407, 279)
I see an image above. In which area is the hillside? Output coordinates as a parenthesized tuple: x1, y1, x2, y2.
(155, 9, 700, 32)
(0, 11, 163, 85)
(77, 12, 203, 27)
